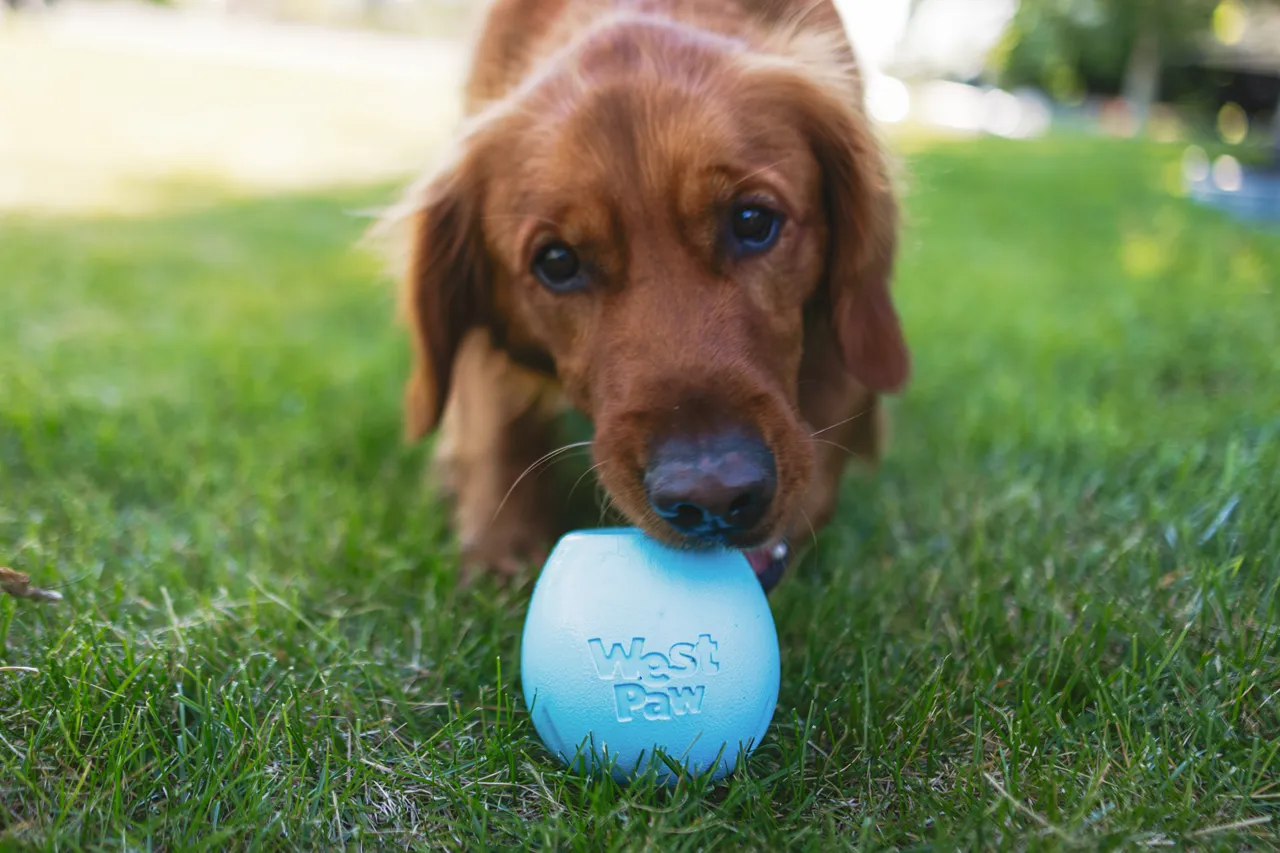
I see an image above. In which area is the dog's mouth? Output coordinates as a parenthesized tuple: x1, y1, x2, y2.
(743, 540, 790, 593)
(660, 528, 791, 592)
(654, 527, 791, 593)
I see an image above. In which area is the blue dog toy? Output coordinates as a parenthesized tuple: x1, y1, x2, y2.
(519, 528, 780, 784)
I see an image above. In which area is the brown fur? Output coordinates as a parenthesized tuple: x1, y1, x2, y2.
(390, 0, 910, 578)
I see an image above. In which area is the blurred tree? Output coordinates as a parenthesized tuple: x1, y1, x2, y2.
(996, 0, 1277, 129)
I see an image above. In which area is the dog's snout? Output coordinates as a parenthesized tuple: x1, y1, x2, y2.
(643, 432, 777, 540)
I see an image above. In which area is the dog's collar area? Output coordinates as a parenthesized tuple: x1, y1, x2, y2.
(744, 540, 789, 593)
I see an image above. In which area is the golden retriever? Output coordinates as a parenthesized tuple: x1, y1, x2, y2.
(389, 0, 910, 590)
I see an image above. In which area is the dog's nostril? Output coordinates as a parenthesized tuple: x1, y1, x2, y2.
(670, 503, 706, 531)
(727, 494, 754, 518)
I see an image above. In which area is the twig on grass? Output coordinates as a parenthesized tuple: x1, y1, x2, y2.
(0, 567, 63, 603)
(1190, 815, 1273, 837)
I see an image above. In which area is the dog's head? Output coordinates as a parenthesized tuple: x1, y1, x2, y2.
(394, 17, 908, 550)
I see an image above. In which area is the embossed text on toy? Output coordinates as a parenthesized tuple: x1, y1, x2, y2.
(587, 635, 719, 722)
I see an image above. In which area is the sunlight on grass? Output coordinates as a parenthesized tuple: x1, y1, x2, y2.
(0, 22, 462, 214)
(1120, 231, 1169, 278)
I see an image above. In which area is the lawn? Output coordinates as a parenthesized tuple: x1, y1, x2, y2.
(2, 132, 1279, 850)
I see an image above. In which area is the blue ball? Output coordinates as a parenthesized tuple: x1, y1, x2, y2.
(519, 527, 780, 784)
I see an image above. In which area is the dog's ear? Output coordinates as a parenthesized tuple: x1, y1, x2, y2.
(393, 139, 491, 441)
(744, 56, 910, 393)
(820, 142, 909, 394)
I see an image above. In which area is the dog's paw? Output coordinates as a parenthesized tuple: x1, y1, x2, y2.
(456, 529, 552, 586)
(427, 447, 461, 504)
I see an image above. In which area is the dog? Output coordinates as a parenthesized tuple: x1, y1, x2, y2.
(387, 0, 910, 590)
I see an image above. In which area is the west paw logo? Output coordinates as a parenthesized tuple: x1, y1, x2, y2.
(587, 635, 719, 722)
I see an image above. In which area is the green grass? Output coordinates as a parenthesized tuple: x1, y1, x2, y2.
(1, 138, 1278, 851)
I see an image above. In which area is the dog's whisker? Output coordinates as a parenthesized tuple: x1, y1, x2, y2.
(808, 437, 856, 458)
(810, 405, 875, 437)
(798, 507, 819, 555)
(491, 441, 594, 524)
(480, 213, 564, 229)
(730, 156, 792, 189)
(595, 488, 620, 527)
(568, 461, 606, 504)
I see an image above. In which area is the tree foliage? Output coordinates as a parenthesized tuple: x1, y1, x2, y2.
(994, 0, 1241, 100)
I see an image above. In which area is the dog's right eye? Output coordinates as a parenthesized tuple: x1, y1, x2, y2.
(531, 242, 583, 292)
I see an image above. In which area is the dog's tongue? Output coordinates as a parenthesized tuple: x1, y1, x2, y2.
(744, 541, 790, 593)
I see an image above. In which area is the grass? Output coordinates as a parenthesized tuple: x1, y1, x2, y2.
(1, 134, 1279, 851)
(0, 24, 458, 214)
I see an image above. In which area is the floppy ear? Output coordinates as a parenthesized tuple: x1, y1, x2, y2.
(396, 147, 491, 441)
(819, 131, 909, 394)
(745, 58, 910, 393)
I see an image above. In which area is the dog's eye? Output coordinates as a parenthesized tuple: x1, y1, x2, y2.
(531, 242, 582, 291)
(729, 204, 782, 253)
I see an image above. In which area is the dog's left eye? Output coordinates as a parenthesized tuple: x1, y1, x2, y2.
(729, 204, 782, 254)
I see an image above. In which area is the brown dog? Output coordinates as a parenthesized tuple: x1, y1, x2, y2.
(388, 0, 910, 589)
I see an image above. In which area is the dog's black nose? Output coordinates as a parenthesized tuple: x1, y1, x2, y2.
(644, 431, 776, 539)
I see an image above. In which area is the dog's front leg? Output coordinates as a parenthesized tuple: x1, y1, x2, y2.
(432, 329, 568, 580)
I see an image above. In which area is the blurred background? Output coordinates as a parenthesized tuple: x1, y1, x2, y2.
(2, 0, 1279, 219)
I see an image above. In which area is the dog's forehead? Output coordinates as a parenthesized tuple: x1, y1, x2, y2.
(565, 14, 748, 89)
(507, 18, 797, 184)
(511, 75, 811, 214)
